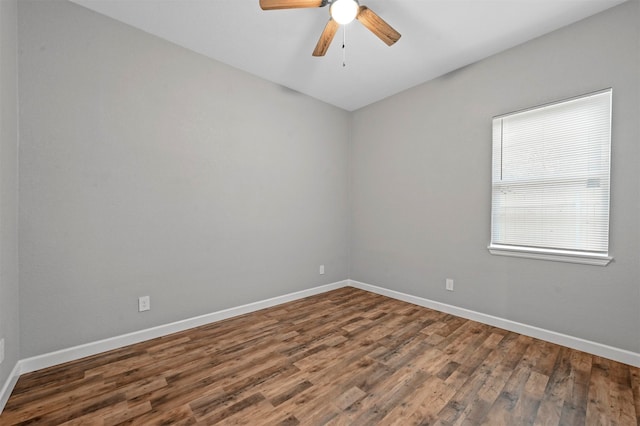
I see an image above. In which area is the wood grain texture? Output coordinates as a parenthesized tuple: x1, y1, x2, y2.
(259, 0, 324, 10)
(356, 6, 401, 46)
(313, 18, 339, 57)
(2, 287, 638, 425)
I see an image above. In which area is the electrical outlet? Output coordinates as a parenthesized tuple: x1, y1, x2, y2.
(446, 279, 454, 291)
(138, 296, 150, 312)
(319, 265, 325, 275)
(0, 338, 4, 364)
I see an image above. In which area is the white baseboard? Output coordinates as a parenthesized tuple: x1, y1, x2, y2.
(10, 280, 347, 380)
(0, 362, 21, 414)
(3, 277, 638, 415)
(0, 280, 345, 414)
(348, 279, 640, 368)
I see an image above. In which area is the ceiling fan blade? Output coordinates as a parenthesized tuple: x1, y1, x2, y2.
(259, 0, 325, 10)
(313, 18, 339, 56)
(356, 5, 401, 46)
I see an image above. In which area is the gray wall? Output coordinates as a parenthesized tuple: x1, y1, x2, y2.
(14, 0, 640, 361)
(350, 0, 640, 353)
(0, 0, 20, 389)
(18, 0, 349, 358)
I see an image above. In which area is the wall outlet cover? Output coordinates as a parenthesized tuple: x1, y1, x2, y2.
(138, 296, 150, 312)
(446, 279, 454, 291)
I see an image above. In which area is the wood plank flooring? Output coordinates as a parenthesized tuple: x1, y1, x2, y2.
(2, 287, 639, 425)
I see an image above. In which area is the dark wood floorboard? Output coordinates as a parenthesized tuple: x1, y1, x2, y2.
(1, 287, 638, 425)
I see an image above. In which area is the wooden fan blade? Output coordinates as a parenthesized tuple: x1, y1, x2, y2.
(259, 0, 325, 10)
(313, 18, 339, 56)
(356, 5, 401, 46)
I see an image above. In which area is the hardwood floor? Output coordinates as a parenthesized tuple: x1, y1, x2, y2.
(2, 287, 639, 425)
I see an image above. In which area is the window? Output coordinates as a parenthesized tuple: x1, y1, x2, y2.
(489, 89, 612, 266)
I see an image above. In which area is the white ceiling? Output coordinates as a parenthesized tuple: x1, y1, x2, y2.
(70, 0, 627, 111)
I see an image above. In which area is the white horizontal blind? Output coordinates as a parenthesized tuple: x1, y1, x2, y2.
(491, 89, 611, 256)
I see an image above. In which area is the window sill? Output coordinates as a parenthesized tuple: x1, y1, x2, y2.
(488, 245, 612, 266)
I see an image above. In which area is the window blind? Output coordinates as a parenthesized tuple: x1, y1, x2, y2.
(490, 89, 612, 262)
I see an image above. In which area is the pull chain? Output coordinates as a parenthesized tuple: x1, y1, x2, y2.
(342, 25, 347, 67)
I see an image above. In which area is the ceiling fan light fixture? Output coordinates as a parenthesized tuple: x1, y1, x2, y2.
(330, 0, 359, 25)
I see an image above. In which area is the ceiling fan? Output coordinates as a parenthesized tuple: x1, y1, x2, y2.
(259, 0, 401, 57)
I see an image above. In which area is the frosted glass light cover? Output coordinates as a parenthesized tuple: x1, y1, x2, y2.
(330, 0, 358, 25)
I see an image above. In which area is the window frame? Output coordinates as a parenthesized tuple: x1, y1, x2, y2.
(488, 89, 613, 266)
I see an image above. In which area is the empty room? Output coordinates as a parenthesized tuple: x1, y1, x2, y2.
(0, 0, 639, 424)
